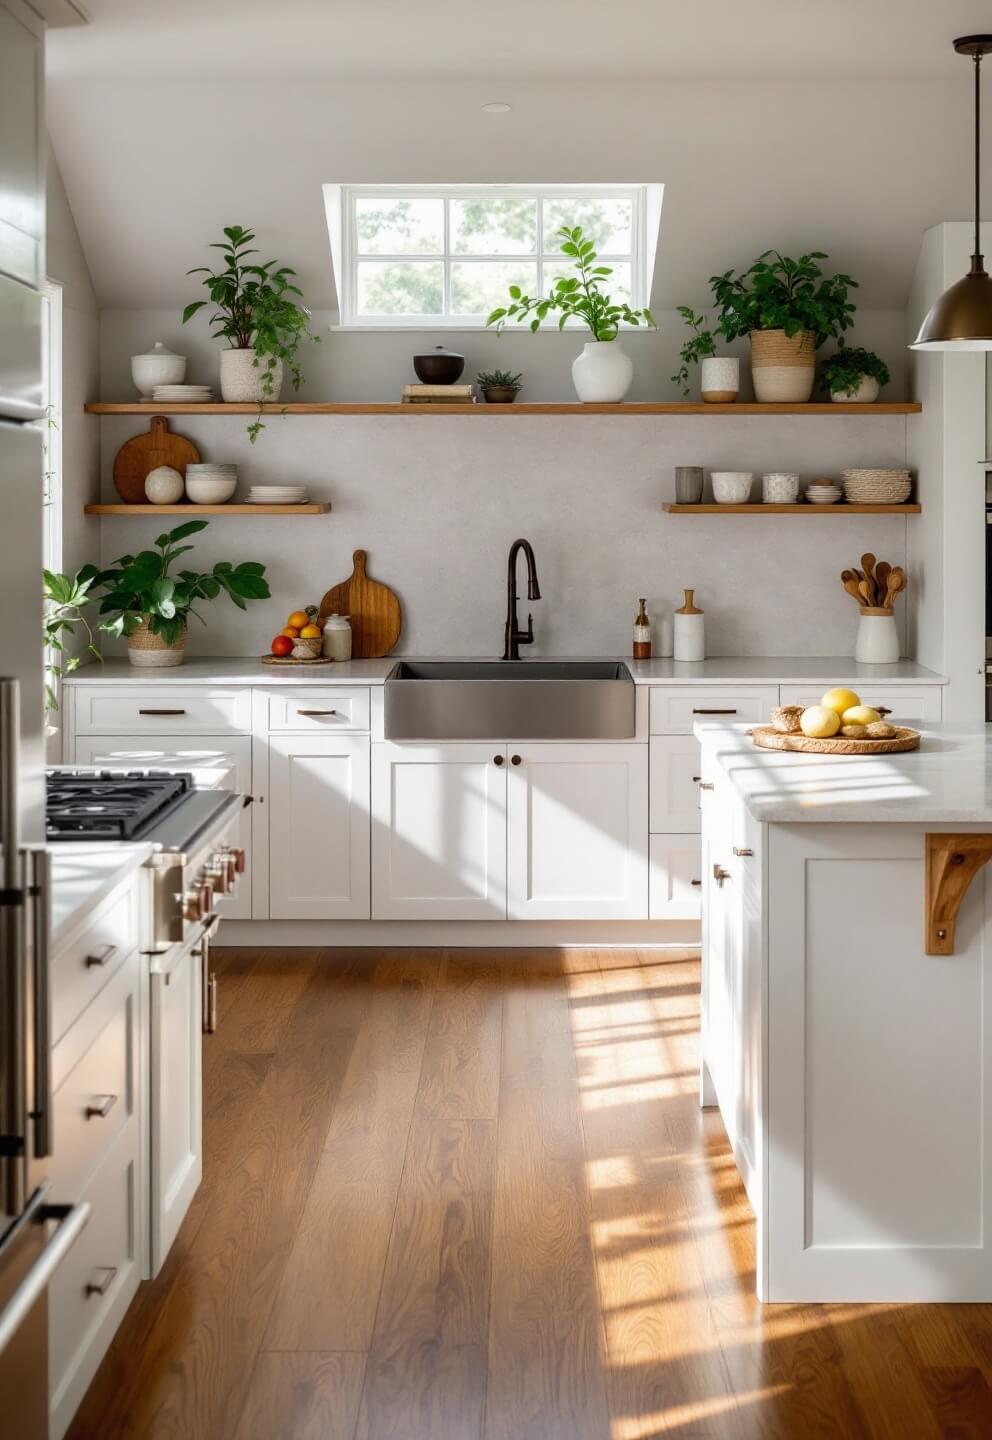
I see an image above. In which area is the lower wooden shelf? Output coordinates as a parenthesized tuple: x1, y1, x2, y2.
(663, 503, 921, 515)
(84, 503, 330, 516)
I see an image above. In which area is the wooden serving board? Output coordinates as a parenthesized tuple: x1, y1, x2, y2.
(318, 549, 401, 658)
(751, 725, 921, 756)
(113, 415, 201, 503)
(260, 654, 332, 667)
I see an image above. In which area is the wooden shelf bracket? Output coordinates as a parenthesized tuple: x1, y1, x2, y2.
(925, 833, 992, 954)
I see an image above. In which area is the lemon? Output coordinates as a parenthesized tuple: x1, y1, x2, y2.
(800, 705, 841, 739)
(299, 624, 322, 638)
(841, 705, 881, 727)
(821, 687, 860, 717)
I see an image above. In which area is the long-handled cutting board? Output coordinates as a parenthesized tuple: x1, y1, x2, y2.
(113, 415, 201, 503)
(319, 549, 402, 658)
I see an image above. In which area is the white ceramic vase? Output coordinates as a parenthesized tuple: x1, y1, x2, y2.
(855, 609, 900, 664)
(701, 356, 739, 403)
(219, 349, 284, 403)
(144, 465, 185, 504)
(571, 340, 633, 403)
(131, 341, 186, 398)
(832, 375, 880, 404)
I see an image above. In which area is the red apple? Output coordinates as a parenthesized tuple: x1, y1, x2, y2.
(270, 634, 293, 657)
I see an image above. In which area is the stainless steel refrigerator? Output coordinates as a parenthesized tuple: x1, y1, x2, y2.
(0, 3, 89, 1435)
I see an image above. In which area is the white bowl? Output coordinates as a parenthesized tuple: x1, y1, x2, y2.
(711, 471, 753, 504)
(805, 488, 842, 504)
(185, 476, 238, 505)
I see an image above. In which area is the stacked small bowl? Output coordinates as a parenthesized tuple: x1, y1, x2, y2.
(185, 463, 238, 504)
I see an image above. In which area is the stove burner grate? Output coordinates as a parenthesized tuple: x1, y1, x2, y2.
(46, 769, 197, 841)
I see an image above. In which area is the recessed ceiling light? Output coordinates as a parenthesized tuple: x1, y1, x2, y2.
(481, 102, 512, 114)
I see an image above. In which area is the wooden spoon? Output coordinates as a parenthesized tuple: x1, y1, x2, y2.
(858, 579, 874, 606)
(874, 560, 892, 597)
(860, 553, 878, 604)
(841, 569, 868, 605)
(884, 569, 906, 607)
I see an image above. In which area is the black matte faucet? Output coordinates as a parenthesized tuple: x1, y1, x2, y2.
(502, 538, 541, 660)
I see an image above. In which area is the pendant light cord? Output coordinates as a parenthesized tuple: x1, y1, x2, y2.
(976, 50, 984, 265)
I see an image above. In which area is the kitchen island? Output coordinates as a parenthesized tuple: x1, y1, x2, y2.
(696, 720, 992, 1303)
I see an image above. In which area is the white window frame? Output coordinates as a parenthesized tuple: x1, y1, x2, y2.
(39, 280, 62, 573)
(330, 184, 654, 330)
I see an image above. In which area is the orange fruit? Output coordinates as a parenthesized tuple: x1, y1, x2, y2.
(299, 624, 322, 638)
(281, 625, 300, 639)
(287, 610, 309, 630)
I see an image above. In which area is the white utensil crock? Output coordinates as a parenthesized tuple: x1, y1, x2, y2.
(219, 349, 284, 403)
(701, 356, 739, 403)
(571, 340, 633, 403)
(855, 608, 899, 664)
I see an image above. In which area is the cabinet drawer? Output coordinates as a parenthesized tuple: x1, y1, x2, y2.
(649, 687, 779, 734)
(263, 687, 371, 732)
(777, 685, 943, 724)
(73, 686, 251, 734)
(52, 955, 138, 1203)
(649, 834, 702, 919)
(54, 876, 141, 1045)
(650, 735, 702, 833)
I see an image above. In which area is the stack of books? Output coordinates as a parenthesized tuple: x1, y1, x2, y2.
(401, 384, 477, 405)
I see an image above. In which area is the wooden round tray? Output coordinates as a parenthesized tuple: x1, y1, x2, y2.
(750, 725, 921, 755)
(260, 653, 332, 667)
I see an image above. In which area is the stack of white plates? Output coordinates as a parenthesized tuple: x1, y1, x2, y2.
(246, 485, 309, 505)
(152, 384, 214, 402)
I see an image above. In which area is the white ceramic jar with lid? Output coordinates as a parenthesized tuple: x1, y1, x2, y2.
(131, 341, 186, 398)
(322, 614, 352, 662)
(673, 589, 705, 662)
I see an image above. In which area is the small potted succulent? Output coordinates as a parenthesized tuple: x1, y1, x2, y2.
(818, 346, 890, 404)
(93, 519, 271, 668)
(183, 224, 319, 441)
(671, 307, 739, 402)
(476, 368, 522, 404)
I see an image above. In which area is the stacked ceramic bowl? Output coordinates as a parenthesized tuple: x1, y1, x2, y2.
(185, 463, 238, 504)
(711, 471, 753, 504)
(246, 485, 309, 505)
(841, 468, 912, 504)
(805, 477, 842, 504)
(152, 384, 214, 403)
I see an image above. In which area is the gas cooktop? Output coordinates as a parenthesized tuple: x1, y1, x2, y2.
(46, 769, 197, 841)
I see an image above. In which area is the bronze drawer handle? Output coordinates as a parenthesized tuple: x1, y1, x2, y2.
(86, 1267, 117, 1299)
(138, 708, 186, 716)
(84, 944, 117, 969)
(511, 754, 522, 766)
(493, 755, 505, 767)
(297, 709, 338, 717)
(85, 1095, 118, 1121)
(733, 847, 754, 858)
(690, 879, 702, 887)
(692, 708, 737, 715)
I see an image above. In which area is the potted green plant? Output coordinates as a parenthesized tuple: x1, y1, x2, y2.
(487, 226, 656, 402)
(710, 251, 857, 403)
(183, 224, 319, 441)
(94, 519, 271, 668)
(476, 368, 522, 404)
(43, 567, 102, 716)
(818, 346, 890, 404)
(671, 307, 739, 402)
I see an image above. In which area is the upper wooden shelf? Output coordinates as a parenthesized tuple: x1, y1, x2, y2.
(663, 503, 921, 515)
(84, 503, 330, 516)
(83, 401, 923, 417)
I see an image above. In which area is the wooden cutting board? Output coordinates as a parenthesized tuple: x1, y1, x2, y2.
(112, 415, 201, 503)
(319, 550, 402, 658)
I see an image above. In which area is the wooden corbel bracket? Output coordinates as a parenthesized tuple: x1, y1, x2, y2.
(925, 833, 992, 954)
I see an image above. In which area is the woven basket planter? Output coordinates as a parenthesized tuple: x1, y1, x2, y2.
(750, 328, 815, 403)
(127, 618, 188, 668)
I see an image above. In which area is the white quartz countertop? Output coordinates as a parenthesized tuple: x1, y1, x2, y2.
(50, 843, 152, 949)
(64, 656, 947, 688)
(696, 721, 992, 824)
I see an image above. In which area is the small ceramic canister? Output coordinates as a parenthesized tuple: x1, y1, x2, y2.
(144, 465, 185, 504)
(762, 472, 800, 503)
(322, 614, 353, 662)
(674, 467, 704, 504)
(700, 356, 739, 403)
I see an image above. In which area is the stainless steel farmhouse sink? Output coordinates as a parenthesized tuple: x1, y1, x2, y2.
(384, 660, 636, 740)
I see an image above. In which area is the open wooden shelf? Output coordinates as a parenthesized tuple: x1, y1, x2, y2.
(84, 503, 330, 516)
(663, 503, 921, 515)
(84, 401, 923, 417)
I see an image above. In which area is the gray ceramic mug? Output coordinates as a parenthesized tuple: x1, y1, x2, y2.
(675, 466, 704, 504)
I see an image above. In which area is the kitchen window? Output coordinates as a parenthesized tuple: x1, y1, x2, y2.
(326, 184, 661, 328)
(39, 280, 62, 572)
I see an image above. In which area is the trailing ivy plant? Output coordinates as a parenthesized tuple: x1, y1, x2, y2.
(709, 251, 857, 347)
(42, 567, 101, 713)
(183, 224, 319, 442)
(93, 519, 271, 647)
(818, 345, 890, 398)
(671, 306, 717, 397)
(486, 226, 656, 341)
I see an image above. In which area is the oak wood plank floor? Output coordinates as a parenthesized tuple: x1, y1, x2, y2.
(68, 946, 992, 1440)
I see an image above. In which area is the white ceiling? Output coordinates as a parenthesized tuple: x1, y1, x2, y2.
(44, 2, 992, 311)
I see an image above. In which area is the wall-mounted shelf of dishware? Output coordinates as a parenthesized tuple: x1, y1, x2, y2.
(662, 503, 922, 515)
(84, 503, 331, 516)
(83, 401, 923, 417)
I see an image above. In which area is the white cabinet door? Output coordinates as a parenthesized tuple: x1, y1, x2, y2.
(506, 743, 648, 920)
(649, 734, 703, 833)
(0, 2, 44, 288)
(372, 743, 507, 920)
(74, 734, 253, 920)
(149, 939, 201, 1276)
(777, 685, 943, 723)
(268, 735, 370, 920)
(649, 834, 702, 919)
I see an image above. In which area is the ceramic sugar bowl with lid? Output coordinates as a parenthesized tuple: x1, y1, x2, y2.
(131, 341, 186, 398)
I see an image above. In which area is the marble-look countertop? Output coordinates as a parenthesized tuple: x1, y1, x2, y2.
(51, 843, 152, 950)
(64, 656, 947, 688)
(695, 721, 992, 823)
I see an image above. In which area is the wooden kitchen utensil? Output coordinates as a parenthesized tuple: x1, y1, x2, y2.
(112, 415, 201, 503)
(841, 569, 868, 605)
(885, 567, 906, 607)
(874, 560, 892, 597)
(319, 550, 402, 658)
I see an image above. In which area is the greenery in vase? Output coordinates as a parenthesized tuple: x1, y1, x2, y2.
(818, 345, 890, 397)
(476, 369, 522, 393)
(42, 568, 101, 713)
(709, 251, 857, 347)
(182, 224, 319, 442)
(671, 306, 718, 397)
(486, 226, 656, 341)
(93, 520, 271, 646)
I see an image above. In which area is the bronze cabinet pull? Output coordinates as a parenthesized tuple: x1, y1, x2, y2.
(297, 709, 338, 717)
(84, 944, 116, 969)
(733, 847, 754, 858)
(690, 879, 702, 887)
(493, 755, 505, 766)
(85, 1267, 117, 1299)
(510, 755, 522, 766)
(692, 708, 737, 715)
(138, 708, 186, 716)
(84, 1095, 117, 1121)
(713, 864, 731, 887)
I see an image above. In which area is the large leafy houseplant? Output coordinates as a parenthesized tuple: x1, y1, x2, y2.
(183, 224, 318, 442)
(709, 251, 857, 346)
(42, 567, 101, 713)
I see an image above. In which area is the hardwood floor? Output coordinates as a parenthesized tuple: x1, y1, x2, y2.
(68, 946, 992, 1440)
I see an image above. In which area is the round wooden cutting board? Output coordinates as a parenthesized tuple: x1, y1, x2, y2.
(319, 550, 402, 658)
(113, 415, 201, 503)
(751, 725, 921, 755)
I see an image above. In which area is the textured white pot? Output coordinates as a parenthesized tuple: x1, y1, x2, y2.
(701, 356, 739, 403)
(571, 340, 634, 403)
(219, 349, 284, 403)
(832, 375, 880, 404)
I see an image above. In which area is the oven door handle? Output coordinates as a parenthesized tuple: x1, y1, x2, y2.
(0, 1198, 90, 1359)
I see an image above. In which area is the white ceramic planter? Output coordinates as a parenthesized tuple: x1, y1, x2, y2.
(571, 340, 633, 403)
(831, 375, 880, 404)
(711, 471, 753, 504)
(131, 342, 186, 398)
(219, 349, 284, 403)
(855, 609, 900, 664)
(701, 356, 739, 403)
(761, 471, 800, 504)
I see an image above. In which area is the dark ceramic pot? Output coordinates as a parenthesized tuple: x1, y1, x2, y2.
(482, 386, 518, 404)
(413, 345, 465, 384)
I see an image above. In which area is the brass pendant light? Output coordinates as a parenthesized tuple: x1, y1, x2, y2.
(912, 35, 992, 351)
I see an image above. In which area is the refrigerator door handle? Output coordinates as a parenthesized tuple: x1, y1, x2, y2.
(0, 678, 26, 1217)
(29, 849, 50, 1159)
(0, 1199, 90, 1360)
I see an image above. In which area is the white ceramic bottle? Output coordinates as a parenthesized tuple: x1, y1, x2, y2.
(673, 589, 705, 661)
(322, 613, 353, 662)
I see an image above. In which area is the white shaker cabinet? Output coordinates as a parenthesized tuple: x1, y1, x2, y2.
(149, 936, 202, 1277)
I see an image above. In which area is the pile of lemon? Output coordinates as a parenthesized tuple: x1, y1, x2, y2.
(799, 688, 897, 741)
